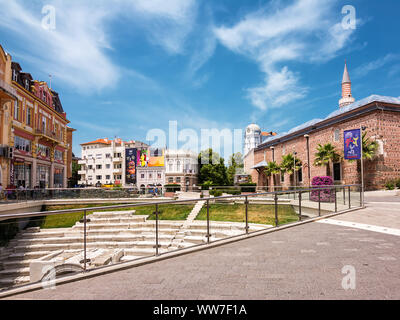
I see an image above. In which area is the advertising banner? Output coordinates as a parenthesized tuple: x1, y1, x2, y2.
(136, 149, 165, 168)
(344, 129, 362, 160)
(125, 148, 137, 184)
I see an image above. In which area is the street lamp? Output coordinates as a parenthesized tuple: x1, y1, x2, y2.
(360, 126, 367, 207)
(304, 134, 311, 188)
(293, 151, 298, 190)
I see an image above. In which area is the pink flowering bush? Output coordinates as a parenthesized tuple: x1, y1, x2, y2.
(310, 176, 335, 203)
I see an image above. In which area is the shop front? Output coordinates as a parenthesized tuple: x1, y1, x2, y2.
(53, 167, 64, 188)
(13, 158, 32, 188)
(36, 164, 50, 189)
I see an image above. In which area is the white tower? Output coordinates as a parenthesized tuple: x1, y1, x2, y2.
(244, 124, 262, 155)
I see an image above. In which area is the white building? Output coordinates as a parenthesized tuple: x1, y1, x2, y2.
(244, 124, 262, 156)
(165, 149, 198, 191)
(78, 138, 148, 186)
(136, 148, 165, 191)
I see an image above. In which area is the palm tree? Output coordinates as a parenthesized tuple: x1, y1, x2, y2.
(264, 161, 281, 191)
(314, 143, 341, 177)
(280, 154, 302, 186)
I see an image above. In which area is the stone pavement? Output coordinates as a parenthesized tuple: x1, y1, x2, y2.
(3, 192, 400, 300)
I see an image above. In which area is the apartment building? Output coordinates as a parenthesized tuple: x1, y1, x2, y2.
(78, 138, 148, 186)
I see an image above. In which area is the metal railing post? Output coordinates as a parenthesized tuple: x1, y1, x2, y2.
(274, 193, 279, 227)
(155, 204, 159, 255)
(318, 189, 321, 217)
(334, 186, 337, 213)
(348, 186, 351, 209)
(298, 191, 302, 221)
(343, 187, 346, 205)
(84, 210, 87, 272)
(206, 199, 210, 244)
(245, 196, 249, 234)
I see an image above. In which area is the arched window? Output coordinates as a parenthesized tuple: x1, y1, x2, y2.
(176, 161, 181, 172)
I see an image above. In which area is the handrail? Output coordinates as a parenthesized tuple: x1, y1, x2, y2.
(0, 185, 361, 220)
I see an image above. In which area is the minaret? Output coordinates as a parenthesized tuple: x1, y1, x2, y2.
(339, 61, 355, 108)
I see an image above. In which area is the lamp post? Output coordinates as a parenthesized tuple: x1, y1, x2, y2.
(304, 134, 310, 187)
(360, 126, 367, 207)
(293, 152, 297, 198)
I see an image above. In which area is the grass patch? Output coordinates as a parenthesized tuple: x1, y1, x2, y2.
(196, 203, 298, 226)
(34, 203, 195, 229)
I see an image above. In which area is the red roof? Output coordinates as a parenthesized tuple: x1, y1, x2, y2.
(81, 138, 111, 146)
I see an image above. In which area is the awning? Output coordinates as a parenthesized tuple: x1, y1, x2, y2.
(252, 161, 269, 169)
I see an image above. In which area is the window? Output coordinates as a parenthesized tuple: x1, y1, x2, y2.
(37, 144, 50, 158)
(88, 165, 93, 170)
(334, 129, 340, 142)
(168, 177, 174, 183)
(26, 107, 32, 126)
(114, 164, 122, 169)
(96, 175, 102, 180)
(281, 172, 285, 183)
(176, 177, 181, 183)
(169, 161, 173, 172)
(54, 150, 63, 161)
(149, 173, 153, 179)
(106, 164, 111, 169)
(177, 161, 181, 172)
(88, 176, 93, 181)
(114, 175, 122, 180)
(141, 174, 145, 179)
(14, 101, 21, 121)
(105, 154, 111, 158)
(96, 154, 102, 159)
(157, 172, 162, 179)
(106, 175, 111, 180)
(14, 136, 32, 153)
(96, 165, 102, 170)
(333, 163, 341, 181)
(12, 69, 18, 82)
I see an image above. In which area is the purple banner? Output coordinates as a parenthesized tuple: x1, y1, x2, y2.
(344, 129, 362, 160)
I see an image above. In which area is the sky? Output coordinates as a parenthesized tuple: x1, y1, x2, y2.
(0, 0, 399, 159)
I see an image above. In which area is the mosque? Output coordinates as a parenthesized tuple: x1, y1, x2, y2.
(243, 63, 400, 190)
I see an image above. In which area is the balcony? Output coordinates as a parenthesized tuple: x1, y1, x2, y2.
(112, 157, 122, 162)
(113, 168, 123, 174)
(0, 78, 17, 99)
(78, 159, 87, 165)
(35, 127, 63, 143)
(78, 170, 86, 175)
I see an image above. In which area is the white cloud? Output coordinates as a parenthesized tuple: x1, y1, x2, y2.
(354, 54, 400, 78)
(0, 0, 197, 92)
(214, 0, 357, 111)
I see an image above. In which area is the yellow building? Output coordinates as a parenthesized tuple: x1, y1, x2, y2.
(0, 43, 73, 189)
(0, 44, 17, 188)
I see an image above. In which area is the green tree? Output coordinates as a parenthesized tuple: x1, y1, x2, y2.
(264, 161, 281, 191)
(280, 154, 302, 186)
(314, 143, 341, 177)
(68, 160, 81, 188)
(227, 152, 244, 185)
(198, 149, 228, 186)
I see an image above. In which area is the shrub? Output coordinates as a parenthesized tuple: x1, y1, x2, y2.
(311, 176, 335, 203)
(239, 183, 257, 193)
(395, 179, 400, 189)
(209, 189, 223, 197)
(220, 188, 241, 195)
(200, 181, 215, 190)
(385, 181, 395, 190)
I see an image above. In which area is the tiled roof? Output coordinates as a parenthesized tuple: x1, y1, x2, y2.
(81, 138, 112, 146)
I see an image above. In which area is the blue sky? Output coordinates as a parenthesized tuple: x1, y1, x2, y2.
(0, 0, 399, 158)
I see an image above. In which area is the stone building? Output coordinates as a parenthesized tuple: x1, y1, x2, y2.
(244, 63, 400, 190)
